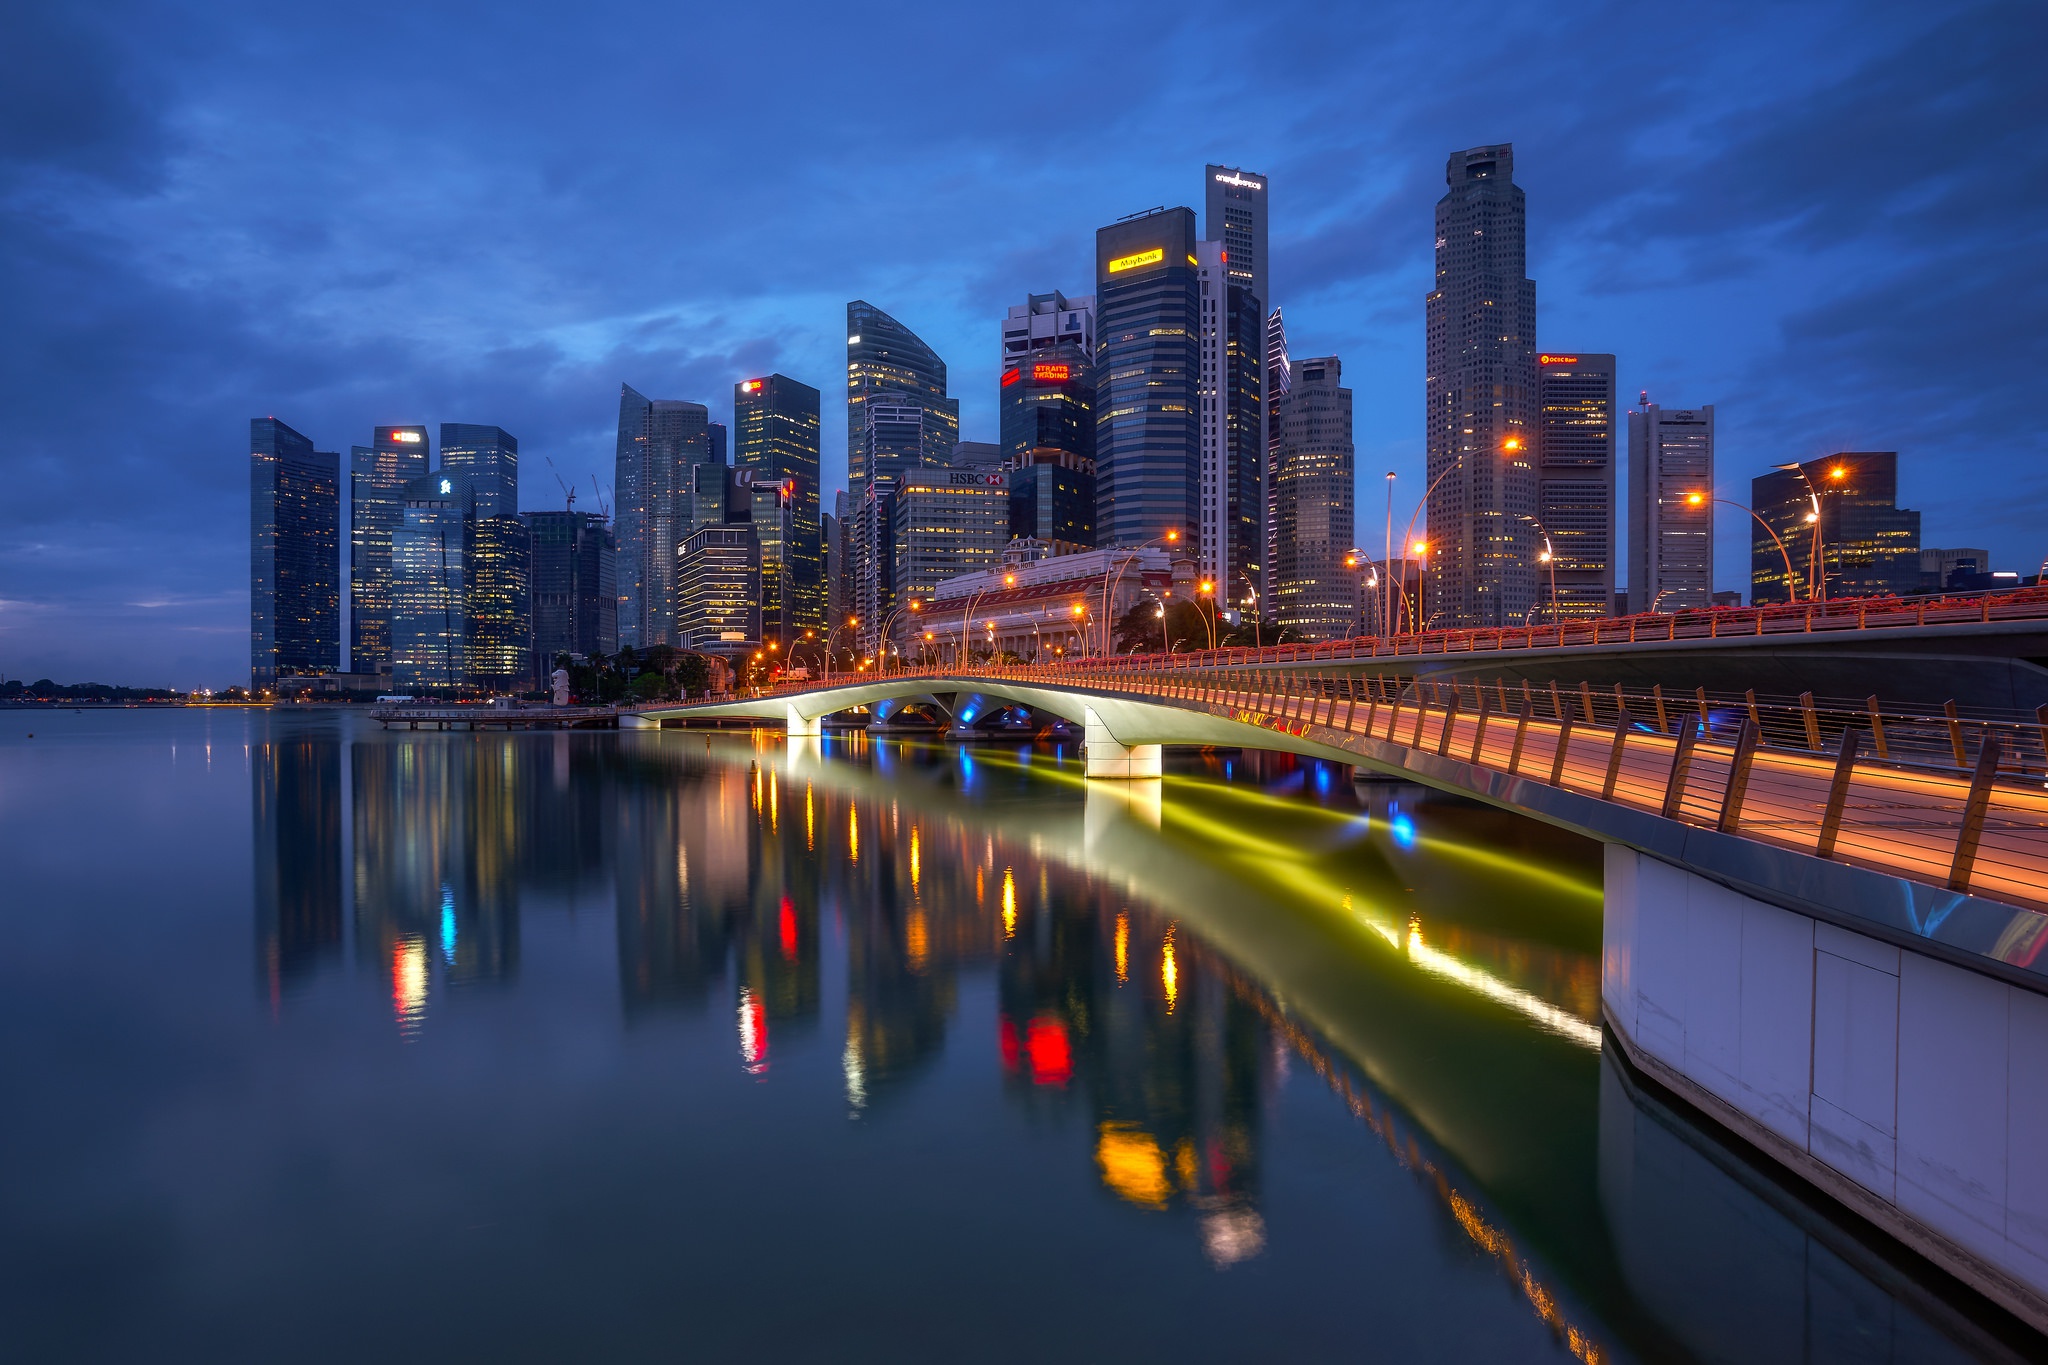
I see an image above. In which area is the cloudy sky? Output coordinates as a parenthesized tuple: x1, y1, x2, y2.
(3, 0, 2042, 686)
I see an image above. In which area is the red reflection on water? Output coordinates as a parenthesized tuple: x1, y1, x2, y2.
(998, 1015, 1021, 1072)
(1026, 1017, 1072, 1085)
(779, 895, 797, 960)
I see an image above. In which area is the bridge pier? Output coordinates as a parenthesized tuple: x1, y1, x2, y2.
(1082, 706, 1161, 779)
(785, 704, 821, 740)
(1604, 844, 2048, 1331)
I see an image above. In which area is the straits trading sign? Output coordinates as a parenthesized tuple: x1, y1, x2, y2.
(1107, 247, 1164, 274)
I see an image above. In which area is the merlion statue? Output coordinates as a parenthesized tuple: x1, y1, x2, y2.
(551, 667, 571, 706)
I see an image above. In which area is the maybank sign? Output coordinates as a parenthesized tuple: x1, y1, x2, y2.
(1107, 247, 1164, 274)
(1212, 172, 1264, 190)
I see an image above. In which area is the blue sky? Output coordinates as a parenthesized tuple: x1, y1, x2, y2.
(3, 0, 2042, 686)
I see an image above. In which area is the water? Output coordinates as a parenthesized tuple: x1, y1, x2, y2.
(1, 708, 2037, 1363)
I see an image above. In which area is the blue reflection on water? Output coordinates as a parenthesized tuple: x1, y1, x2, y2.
(440, 885, 457, 963)
(1391, 813, 1417, 850)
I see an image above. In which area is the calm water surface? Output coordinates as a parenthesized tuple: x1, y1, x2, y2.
(0, 708, 2036, 1362)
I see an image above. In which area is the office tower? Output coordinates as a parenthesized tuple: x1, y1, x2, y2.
(847, 302, 958, 506)
(1425, 144, 1539, 627)
(526, 510, 617, 664)
(467, 513, 531, 690)
(734, 373, 822, 643)
(1000, 341, 1098, 555)
(250, 417, 340, 692)
(391, 471, 474, 690)
(891, 468, 1010, 609)
(1000, 290, 1096, 369)
(1751, 452, 1920, 604)
(823, 505, 846, 632)
(849, 393, 940, 649)
(438, 424, 519, 519)
(951, 441, 1005, 472)
(1271, 357, 1355, 640)
(349, 424, 431, 673)
(1535, 354, 1617, 621)
(854, 483, 898, 651)
(614, 386, 712, 648)
(1196, 239, 1265, 609)
(677, 525, 762, 657)
(1920, 547, 1991, 593)
(1627, 402, 1715, 613)
(1263, 307, 1290, 607)
(1205, 165, 1268, 310)
(1008, 448, 1096, 555)
(707, 421, 727, 468)
(1096, 206, 1201, 549)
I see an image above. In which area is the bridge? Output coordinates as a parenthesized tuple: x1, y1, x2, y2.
(629, 634, 2048, 1332)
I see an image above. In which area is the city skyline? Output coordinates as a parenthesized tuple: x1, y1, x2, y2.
(6, 2, 2042, 684)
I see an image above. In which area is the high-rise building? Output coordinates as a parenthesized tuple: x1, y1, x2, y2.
(1205, 165, 1268, 310)
(854, 482, 898, 651)
(438, 424, 519, 519)
(734, 373, 822, 644)
(847, 302, 958, 506)
(1000, 341, 1097, 556)
(391, 471, 474, 691)
(1000, 291, 1095, 370)
(1008, 451, 1096, 556)
(707, 421, 727, 468)
(1263, 307, 1290, 607)
(251, 417, 341, 692)
(467, 513, 531, 691)
(613, 387, 712, 648)
(1920, 547, 1991, 593)
(349, 424, 430, 673)
(676, 525, 761, 658)
(1096, 206, 1201, 550)
(1627, 402, 1715, 613)
(1271, 357, 1355, 640)
(1196, 239, 1265, 610)
(1424, 144, 1539, 627)
(526, 510, 617, 665)
(951, 441, 1005, 472)
(1535, 353, 1616, 621)
(891, 468, 1011, 609)
(1752, 452, 1920, 605)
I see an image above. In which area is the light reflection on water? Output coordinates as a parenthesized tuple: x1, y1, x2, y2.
(0, 709, 2032, 1363)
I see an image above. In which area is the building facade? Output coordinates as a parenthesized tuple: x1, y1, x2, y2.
(1627, 402, 1715, 613)
(1001, 290, 1095, 371)
(390, 471, 473, 691)
(891, 468, 1010, 609)
(918, 545, 1175, 663)
(847, 302, 957, 507)
(734, 373, 822, 643)
(349, 424, 430, 673)
(466, 512, 531, 690)
(677, 525, 761, 657)
(1424, 144, 1539, 628)
(1535, 353, 1616, 621)
(1196, 239, 1265, 611)
(1263, 307, 1290, 607)
(1095, 206, 1201, 550)
(526, 510, 617, 665)
(613, 386, 712, 649)
(438, 423, 518, 519)
(251, 417, 341, 691)
(1271, 357, 1355, 640)
(1751, 451, 1920, 604)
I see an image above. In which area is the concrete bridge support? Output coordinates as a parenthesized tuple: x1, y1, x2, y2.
(785, 704, 821, 739)
(1603, 844, 2048, 1331)
(1082, 706, 1161, 779)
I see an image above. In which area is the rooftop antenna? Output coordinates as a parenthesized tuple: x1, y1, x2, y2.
(544, 456, 576, 512)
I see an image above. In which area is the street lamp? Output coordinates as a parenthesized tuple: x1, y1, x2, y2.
(1195, 579, 1218, 651)
(1099, 529, 1180, 657)
(1392, 455, 1463, 635)
(1773, 463, 1828, 601)
(1690, 491, 1800, 604)
(824, 614, 858, 679)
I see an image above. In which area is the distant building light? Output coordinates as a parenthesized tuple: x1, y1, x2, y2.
(389, 430, 423, 442)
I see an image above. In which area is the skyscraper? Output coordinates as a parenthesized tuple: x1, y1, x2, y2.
(1752, 452, 1920, 605)
(1271, 357, 1355, 640)
(438, 423, 519, 519)
(613, 386, 712, 649)
(1196, 239, 1264, 609)
(677, 525, 761, 657)
(847, 302, 957, 506)
(1425, 144, 1539, 627)
(1204, 165, 1268, 309)
(891, 469, 1010, 610)
(1627, 402, 1715, 613)
(467, 512, 531, 690)
(1535, 353, 1616, 621)
(1095, 206, 1200, 550)
(1001, 340, 1097, 555)
(349, 424, 430, 673)
(250, 417, 340, 692)
(391, 471, 473, 691)
(1263, 307, 1290, 606)
(526, 510, 617, 664)
(734, 373, 822, 643)
(1000, 291, 1095, 370)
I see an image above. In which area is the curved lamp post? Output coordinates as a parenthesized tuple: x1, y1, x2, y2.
(1692, 493, 1800, 604)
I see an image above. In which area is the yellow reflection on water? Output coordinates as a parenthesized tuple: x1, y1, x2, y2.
(805, 783, 814, 850)
(1001, 867, 1017, 938)
(910, 827, 921, 891)
(906, 909, 929, 973)
(1114, 912, 1129, 984)
(1162, 927, 1178, 1012)
(848, 804, 859, 863)
(1095, 1122, 1171, 1209)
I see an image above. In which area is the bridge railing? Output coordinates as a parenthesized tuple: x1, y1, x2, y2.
(718, 660, 2048, 915)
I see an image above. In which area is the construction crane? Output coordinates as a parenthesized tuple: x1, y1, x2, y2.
(589, 476, 611, 522)
(544, 456, 576, 512)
